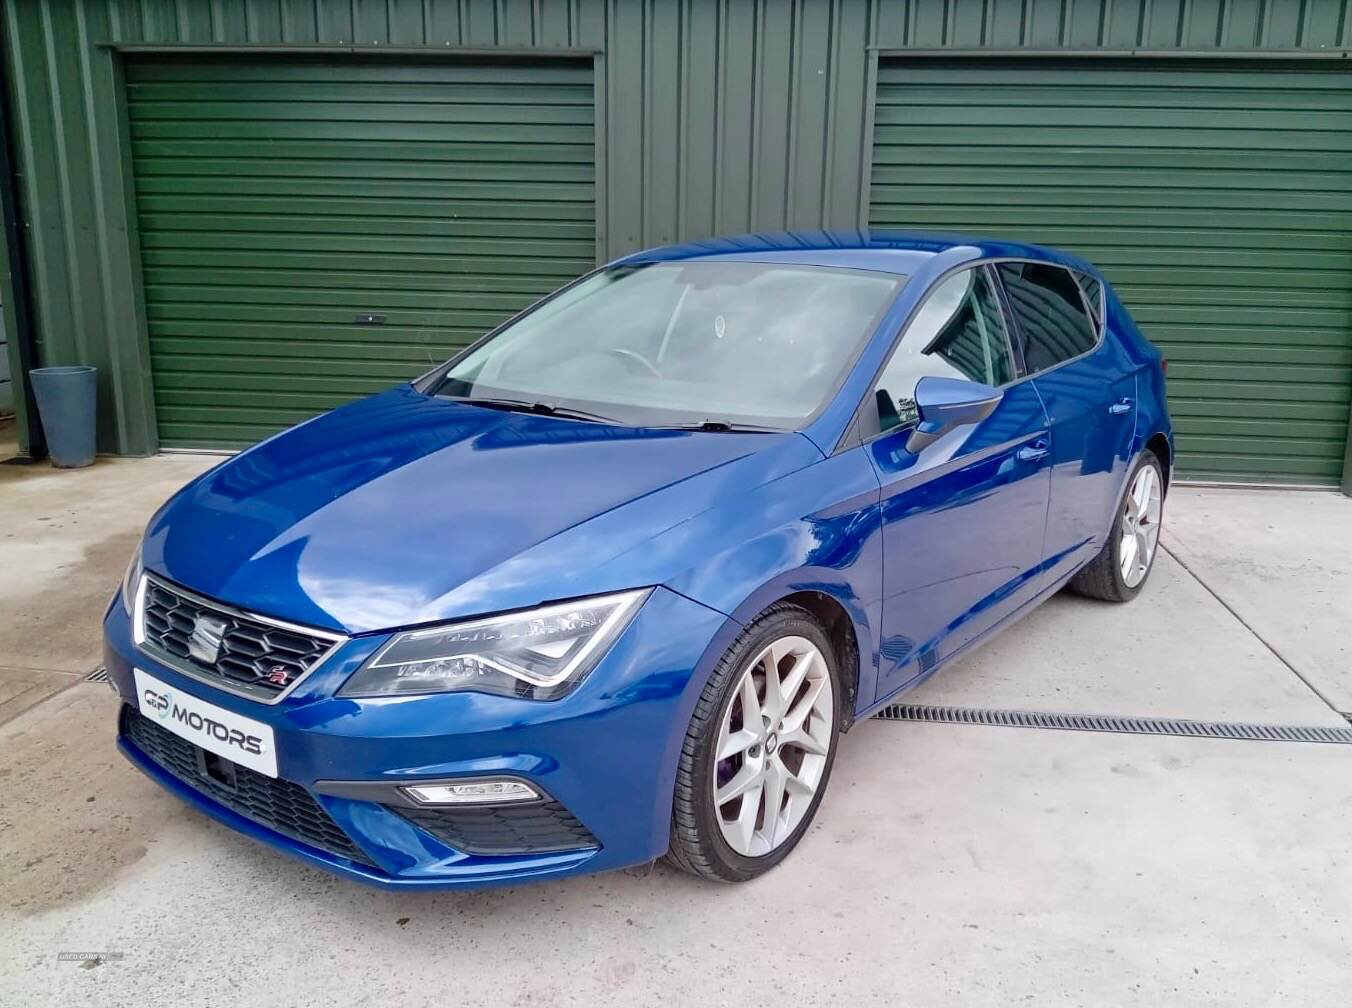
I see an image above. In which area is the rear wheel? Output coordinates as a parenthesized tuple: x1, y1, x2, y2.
(1069, 451, 1165, 603)
(666, 604, 842, 882)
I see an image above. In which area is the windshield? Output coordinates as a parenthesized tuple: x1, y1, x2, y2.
(432, 261, 905, 430)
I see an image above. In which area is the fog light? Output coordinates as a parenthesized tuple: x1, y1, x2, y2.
(401, 779, 540, 806)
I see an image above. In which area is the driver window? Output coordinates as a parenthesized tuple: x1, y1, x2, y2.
(872, 267, 1014, 432)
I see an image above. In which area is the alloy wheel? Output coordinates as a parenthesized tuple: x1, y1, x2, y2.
(1119, 463, 1162, 588)
(712, 635, 834, 857)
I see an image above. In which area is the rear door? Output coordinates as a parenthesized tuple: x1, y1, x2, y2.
(866, 265, 1052, 700)
(996, 261, 1137, 578)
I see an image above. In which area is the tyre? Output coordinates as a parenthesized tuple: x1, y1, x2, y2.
(1069, 451, 1165, 603)
(665, 603, 843, 882)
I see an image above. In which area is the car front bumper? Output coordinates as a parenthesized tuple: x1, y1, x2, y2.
(104, 585, 734, 891)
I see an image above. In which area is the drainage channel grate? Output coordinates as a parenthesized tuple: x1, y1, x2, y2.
(85, 667, 109, 683)
(874, 703, 1352, 745)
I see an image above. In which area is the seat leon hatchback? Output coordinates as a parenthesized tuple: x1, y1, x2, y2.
(106, 231, 1172, 889)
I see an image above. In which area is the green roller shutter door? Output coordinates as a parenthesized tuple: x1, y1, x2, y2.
(127, 56, 596, 448)
(870, 60, 1352, 485)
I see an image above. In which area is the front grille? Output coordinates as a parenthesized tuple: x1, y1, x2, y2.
(139, 576, 337, 699)
(392, 800, 599, 856)
(121, 707, 375, 867)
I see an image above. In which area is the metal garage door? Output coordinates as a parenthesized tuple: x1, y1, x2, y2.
(127, 56, 595, 448)
(869, 60, 1352, 485)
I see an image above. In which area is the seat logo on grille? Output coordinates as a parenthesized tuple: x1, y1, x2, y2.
(187, 614, 228, 665)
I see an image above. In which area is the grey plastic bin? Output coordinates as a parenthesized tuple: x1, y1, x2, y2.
(30, 365, 97, 468)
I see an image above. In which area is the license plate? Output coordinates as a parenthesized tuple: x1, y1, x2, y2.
(133, 668, 278, 778)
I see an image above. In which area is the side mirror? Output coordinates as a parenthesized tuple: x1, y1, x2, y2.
(904, 376, 1002, 453)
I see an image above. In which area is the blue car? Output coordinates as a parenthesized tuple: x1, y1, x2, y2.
(105, 231, 1172, 889)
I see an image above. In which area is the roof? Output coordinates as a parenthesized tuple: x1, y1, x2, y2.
(612, 229, 1096, 277)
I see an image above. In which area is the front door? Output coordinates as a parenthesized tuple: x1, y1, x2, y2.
(865, 266, 1053, 700)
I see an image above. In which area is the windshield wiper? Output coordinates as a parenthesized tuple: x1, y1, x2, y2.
(650, 420, 781, 433)
(448, 396, 619, 425)
(450, 397, 777, 432)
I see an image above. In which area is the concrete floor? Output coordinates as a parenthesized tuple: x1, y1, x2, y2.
(1165, 486, 1352, 714)
(0, 457, 1349, 1007)
(0, 454, 220, 721)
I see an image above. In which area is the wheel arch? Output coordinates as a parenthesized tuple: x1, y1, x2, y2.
(1144, 431, 1172, 494)
(776, 590, 863, 731)
(721, 577, 877, 729)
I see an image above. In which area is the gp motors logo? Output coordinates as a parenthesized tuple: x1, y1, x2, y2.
(141, 685, 265, 757)
(145, 683, 173, 720)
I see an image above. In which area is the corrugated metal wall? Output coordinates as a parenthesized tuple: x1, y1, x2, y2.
(869, 59, 1352, 484)
(0, 328, 11, 416)
(127, 54, 598, 446)
(2, 0, 1351, 455)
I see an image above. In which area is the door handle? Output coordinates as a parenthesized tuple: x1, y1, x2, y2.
(1108, 398, 1134, 415)
(1017, 439, 1049, 462)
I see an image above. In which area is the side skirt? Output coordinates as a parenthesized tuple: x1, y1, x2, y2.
(854, 556, 1088, 722)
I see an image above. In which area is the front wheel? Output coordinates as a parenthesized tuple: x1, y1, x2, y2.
(1069, 451, 1165, 603)
(665, 604, 842, 882)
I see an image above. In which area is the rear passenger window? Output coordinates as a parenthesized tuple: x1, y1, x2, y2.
(996, 262, 1098, 373)
(1072, 270, 1104, 332)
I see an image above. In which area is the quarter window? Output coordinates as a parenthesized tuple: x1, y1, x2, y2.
(996, 262, 1098, 373)
(872, 267, 1014, 433)
(1072, 270, 1104, 333)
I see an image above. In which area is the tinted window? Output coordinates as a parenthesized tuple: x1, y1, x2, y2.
(997, 262, 1098, 373)
(1073, 270, 1104, 331)
(873, 267, 1014, 432)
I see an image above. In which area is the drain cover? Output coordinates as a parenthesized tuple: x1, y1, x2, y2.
(875, 703, 1352, 745)
(85, 667, 109, 682)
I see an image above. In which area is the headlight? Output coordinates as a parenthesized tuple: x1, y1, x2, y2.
(120, 542, 143, 615)
(340, 588, 651, 701)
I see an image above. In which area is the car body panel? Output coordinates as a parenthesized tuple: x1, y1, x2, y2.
(1033, 340, 1140, 581)
(106, 584, 739, 887)
(655, 443, 886, 707)
(1030, 280, 1173, 589)
(107, 229, 1174, 890)
(867, 377, 1053, 699)
(143, 385, 816, 634)
(1109, 287, 1175, 478)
